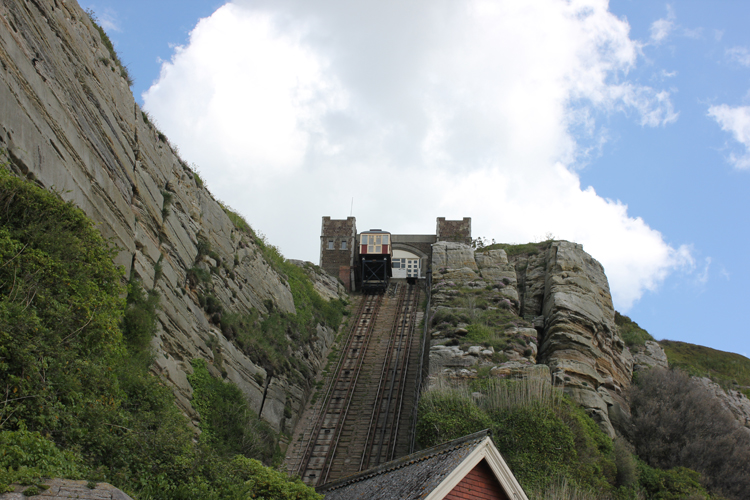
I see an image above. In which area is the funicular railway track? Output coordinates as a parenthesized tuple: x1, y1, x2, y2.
(290, 280, 423, 487)
(294, 293, 383, 485)
(359, 283, 420, 470)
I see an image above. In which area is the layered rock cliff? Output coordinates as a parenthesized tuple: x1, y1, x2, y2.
(0, 0, 341, 435)
(429, 240, 632, 437)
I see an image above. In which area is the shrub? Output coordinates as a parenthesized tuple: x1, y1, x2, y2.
(121, 279, 159, 353)
(188, 359, 277, 463)
(466, 323, 492, 342)
(637, 461, 709, 500)
(416, 386, 493, 447)
(630, 367, 750, 499)
(615, 312, 654, 347)
(0, 428, 83, 493)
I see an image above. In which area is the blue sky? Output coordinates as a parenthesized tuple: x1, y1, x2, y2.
(82, 0, 750, 358)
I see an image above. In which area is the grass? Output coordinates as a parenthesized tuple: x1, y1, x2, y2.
(659, 339, 750, 397)
(615, 312, 654, 347)
(481, 376, 563, 414)
(480, 240, 553, 257)
(85, 10, 133, 87)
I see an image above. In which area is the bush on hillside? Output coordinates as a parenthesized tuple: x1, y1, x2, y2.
(189, 359, 277, 462)
(0, 165, 320, 499)
(630, 367, 750, 499)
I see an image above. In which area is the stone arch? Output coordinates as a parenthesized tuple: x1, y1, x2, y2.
(391, 242, 429, 261)
(391, 243, 430, 279)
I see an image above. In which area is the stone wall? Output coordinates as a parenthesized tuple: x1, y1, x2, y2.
(0, 0, 343, 436)
(436, 217, 472, 244)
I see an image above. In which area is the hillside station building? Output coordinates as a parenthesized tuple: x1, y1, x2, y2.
(320, 216, 472, 291)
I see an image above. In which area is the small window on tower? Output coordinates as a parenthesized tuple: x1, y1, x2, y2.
(340, 240, 347, 250)
(327, 239, 334, 250)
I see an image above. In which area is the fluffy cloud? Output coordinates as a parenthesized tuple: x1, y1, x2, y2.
(708, 104, 750, 169)
(727, 46, 750, 67)
(143, 0, 688, 310)
(649, 6, 675, 45)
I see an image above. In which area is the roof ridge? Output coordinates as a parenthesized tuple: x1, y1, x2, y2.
(317, 429, 491, 493)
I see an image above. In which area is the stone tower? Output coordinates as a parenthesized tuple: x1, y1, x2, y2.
(320, 217, 357, 290)
(436, 217, 472, 245)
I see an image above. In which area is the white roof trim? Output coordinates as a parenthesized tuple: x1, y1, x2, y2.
(424, 436, 529, 500)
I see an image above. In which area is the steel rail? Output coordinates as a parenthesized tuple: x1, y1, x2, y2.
(388, 284, 420, 461)
(358, 283, 408, 470)
(294, 293, 377, 480)
(371, 283, 413, 466)
(409, 272, 431, 454)
(318, 289, 385, 484)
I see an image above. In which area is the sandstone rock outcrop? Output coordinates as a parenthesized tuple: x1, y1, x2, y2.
(630, 340, 669, 372)
(429, 241, 632, 437)
(694, 377, 750, 430)
(0, 0, 342, 435)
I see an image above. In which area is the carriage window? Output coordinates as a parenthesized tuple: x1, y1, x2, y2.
(340, 240, 347, 250)
(375, 235, 381, 245)
(392, 260, 400, 269)
(382, 235, 389, 244)
(361, 235, 370, 245)
(327, 239, 334, 250)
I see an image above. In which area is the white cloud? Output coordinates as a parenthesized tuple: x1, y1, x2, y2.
(697, 257, 711, 286)
(727, 46, 750, 67)
(143, 0, 687, 311)
(708, 104, 750, 169)
(649, 5, 675, 45)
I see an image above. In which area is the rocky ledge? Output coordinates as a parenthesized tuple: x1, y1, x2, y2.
(428, 240, 632, 437)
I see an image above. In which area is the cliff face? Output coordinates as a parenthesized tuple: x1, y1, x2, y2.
(0, 0, 341, 434)
(430, 241, 632, 437)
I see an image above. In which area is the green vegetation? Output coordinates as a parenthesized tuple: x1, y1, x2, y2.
(0, 428, 83, 493)
(417, 377, 715, 499)
(659, 340, 750, 397)
(417, 379, 615, 496)
(194, 171, 204, 189)
(211, 203, 347, 378)
(615, 312, 655, 347)
(431, 286, 528, 354)
(630, 367, 750, 499)
(85, 10, 133, 87)
(637, 462, 709, 500)
(160, 190, 173, 219)
(0, 165, 319, 498)
(189, 359, 278, 462)
(479, 240, 552, 257)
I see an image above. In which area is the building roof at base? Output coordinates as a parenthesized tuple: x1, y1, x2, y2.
(317, 429, 529, 500)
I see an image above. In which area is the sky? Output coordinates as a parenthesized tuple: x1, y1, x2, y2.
(81, 0, 750, 357)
